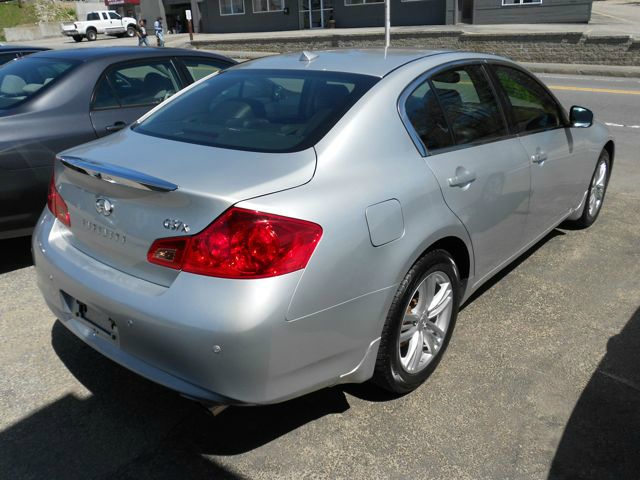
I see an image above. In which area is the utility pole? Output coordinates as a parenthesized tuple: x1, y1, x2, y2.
(385, 0, 391, 48)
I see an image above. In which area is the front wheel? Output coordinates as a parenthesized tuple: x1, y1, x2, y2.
(72, 35, 83, 42)
(373, 250, 460, 394)
(570, 149, 611, 229)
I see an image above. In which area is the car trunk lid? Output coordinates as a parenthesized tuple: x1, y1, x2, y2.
(55, 129, 316, 286)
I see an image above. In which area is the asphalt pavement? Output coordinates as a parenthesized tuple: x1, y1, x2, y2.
(1, 75, 639, 479)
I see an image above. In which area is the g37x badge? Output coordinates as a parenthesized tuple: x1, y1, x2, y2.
(163, 218, 190, 233)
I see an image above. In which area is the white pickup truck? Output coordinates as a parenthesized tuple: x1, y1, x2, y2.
(61, 11, 138, 42)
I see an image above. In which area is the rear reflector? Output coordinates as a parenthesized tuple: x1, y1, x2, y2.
(148, 208, 322, 279)
(47, 175, 70, 227)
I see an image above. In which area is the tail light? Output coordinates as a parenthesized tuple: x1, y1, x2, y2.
(148, 208, 322, 279)
(47, 175, 71, 227)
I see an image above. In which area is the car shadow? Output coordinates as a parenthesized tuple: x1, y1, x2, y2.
(548, 306, 640, 479)
(0, 236, 33, 274)
(0, 320, 352, 478)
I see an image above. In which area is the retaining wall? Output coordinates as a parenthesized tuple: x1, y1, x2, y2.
(193, 30, 640, 66)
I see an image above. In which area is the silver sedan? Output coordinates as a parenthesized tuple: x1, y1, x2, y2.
(33, 49, 613, 406)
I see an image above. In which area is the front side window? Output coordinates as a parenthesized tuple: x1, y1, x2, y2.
(253, 0, 284, 12)
(92, 60, 181, 110)
(220, 0, 245, 14)
(404, 79, 454, 152)
(431, 65, 507, 146)
(134, 69, 378, 153)
(0, 57, 77, 110)
(492, 65, 563, 133)
(108, 12, 121, 19)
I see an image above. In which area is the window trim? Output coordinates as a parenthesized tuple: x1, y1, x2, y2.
(219, 0, 246, 16)
(485, 60, 569, 138)
(90, 57, 184, 112)
(344, 0, 384, 6)
(501, 0, 542, 6)
(397, 60, 515, 157)
(252, 0, 285, 13)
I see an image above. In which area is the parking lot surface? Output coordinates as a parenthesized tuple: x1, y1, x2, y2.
(1, 74, 639, 479)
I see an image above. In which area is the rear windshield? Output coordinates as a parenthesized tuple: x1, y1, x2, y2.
(0, 57, 77, 109)
(134, 69, 379, 153)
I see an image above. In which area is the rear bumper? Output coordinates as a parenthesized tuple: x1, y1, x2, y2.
(62, 30, 80, 36)
(33, 212, 385, 405)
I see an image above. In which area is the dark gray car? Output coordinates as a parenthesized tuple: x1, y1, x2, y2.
(0, 47, 235, 239)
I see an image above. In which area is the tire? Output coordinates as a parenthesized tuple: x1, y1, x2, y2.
(569, 149, 611, 229)
(86, 29, 97, 41)
(72, 35, 83, 42)
(126, 25, 136, 37)
(373, 249, 461, 394)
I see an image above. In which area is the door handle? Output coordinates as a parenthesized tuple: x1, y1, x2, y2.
(531, 150, 548, 164)
(105, 121, 126, 133)
(448, 169, 477, 188)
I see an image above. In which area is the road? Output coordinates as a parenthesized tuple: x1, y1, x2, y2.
(1, 74, 639, 480)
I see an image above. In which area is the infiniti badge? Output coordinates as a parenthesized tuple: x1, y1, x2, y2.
(95, 197, 114, 216)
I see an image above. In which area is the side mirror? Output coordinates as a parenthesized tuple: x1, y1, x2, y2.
(570, 106, 593, 128)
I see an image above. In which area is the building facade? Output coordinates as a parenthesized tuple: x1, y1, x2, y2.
(196, 0, 592, 33)
(112, 0, 591, 35)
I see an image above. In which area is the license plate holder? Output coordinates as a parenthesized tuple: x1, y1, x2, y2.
(72, 300, 119, 345)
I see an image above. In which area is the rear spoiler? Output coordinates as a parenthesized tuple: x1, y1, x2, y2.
(58, 156, 178, 192)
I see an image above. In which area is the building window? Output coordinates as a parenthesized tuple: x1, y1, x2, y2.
(345, 0, 384, 5)
(220, 0, 245, 15)
(502, 0, 542, 5)
(253, 0, 285, 12)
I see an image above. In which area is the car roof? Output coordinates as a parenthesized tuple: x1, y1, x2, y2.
(0, 45, 50, 53)
(30, 46, 234, 64)
(231, 49, 457, 78)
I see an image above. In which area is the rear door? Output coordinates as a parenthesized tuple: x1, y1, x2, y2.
(402, 63, 531, 282)
(489, 64, 582, 240)
(90, 58, 183, 138)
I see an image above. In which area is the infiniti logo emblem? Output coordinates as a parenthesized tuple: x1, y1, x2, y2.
(95, 197, 114, 216)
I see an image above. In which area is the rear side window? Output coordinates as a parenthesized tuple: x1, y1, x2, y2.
(134, 69, 379, 153)
(492, 65, 563, 133)
(0, 57, 77, 110)
(431, 65, 507, 146)
(181, 57, 228, 82)
(404, 79, 454, 152)
(91, 60, 182, 110)
(87, 12, 99, 20)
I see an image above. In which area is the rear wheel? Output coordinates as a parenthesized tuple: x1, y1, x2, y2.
(72, 35, 83, 42)
(373, 250, 460, 394)
(570, 149, 610, 229)
(86, 29, 97, 41)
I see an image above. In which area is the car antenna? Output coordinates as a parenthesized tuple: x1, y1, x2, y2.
(299, 51, 318, 62)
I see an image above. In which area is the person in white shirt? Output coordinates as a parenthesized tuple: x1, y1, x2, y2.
(153, 17, 165, 47)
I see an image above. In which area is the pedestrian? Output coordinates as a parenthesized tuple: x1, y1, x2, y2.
(153, 17, 165, 47)
(137, 19, 149, 47)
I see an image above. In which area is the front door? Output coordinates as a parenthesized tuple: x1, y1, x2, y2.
(402, 64, 531, 283)
(299, 0, 333, 28)
(489, 64, 582, 240)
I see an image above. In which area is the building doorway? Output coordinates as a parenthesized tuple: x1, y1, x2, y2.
(299, 0, 333, 29)
(457, 0, 473, 23)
